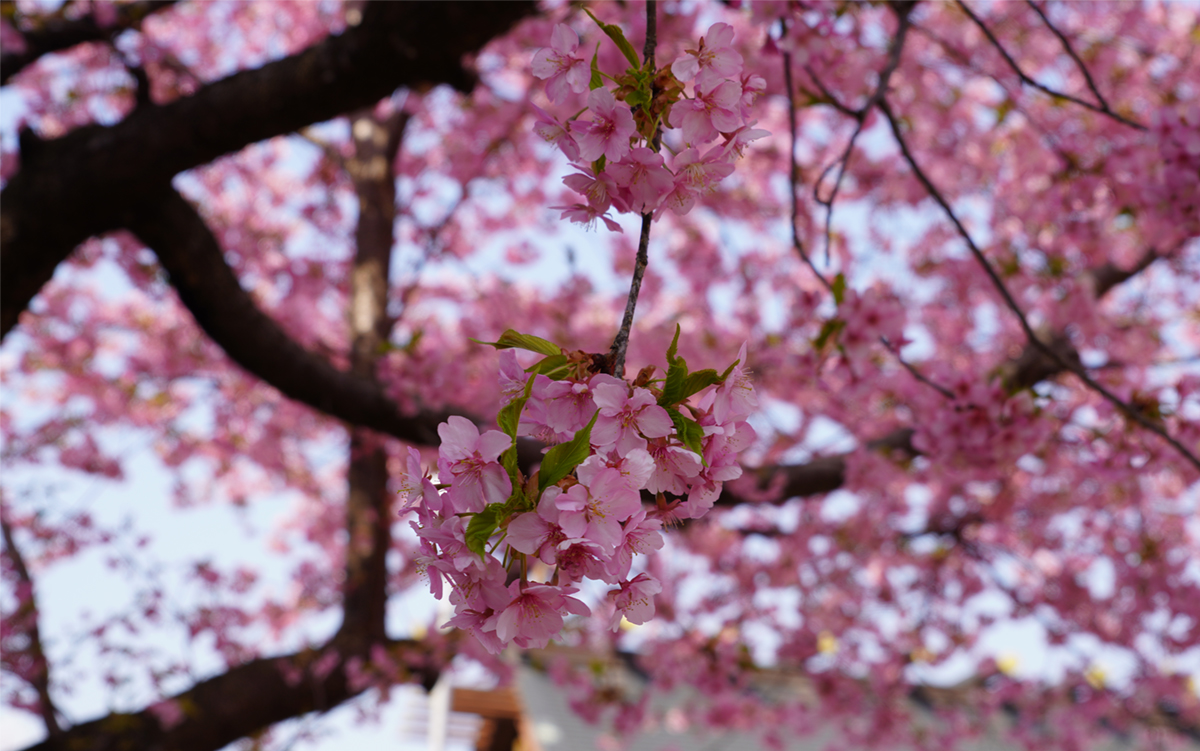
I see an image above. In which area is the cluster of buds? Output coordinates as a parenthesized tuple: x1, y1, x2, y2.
(400, 329, 757, 654)
(532, 16, 768, 229)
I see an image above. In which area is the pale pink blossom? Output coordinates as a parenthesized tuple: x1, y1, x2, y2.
(658, 146, 735, 217)
(552, 202, 623, 232)
(606, 573, 662, 629)
(712, 342, 757, 423)
(571, 87, 636, 162)
(562, 164, 626, 214)
(591, 384, 674, 456)
(670, 22, 744, 90)
(494, 582, 590, 648)
(607, 147, 675, 215)
(531, 104, 580, 162)
(436, 416, 513, 513)
(531, 24, 590, 103)
(669, 78, 743, 145)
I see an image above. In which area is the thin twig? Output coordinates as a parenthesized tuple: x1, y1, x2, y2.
(809, 5, 914, 264)
(1025, 1, 1111, 113)
(878, 96, 1200, 472)
(610, 214, 653, 378)
(784, 33, 951, 401)
(607, 0, 658, 378)
(782, 51, 832, 293)
(1, 513, 62, 736)
(955, 0, 1145, 131)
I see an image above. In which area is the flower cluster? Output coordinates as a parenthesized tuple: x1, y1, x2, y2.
(400, 329, 757, 654)
(532, 19, 768, 230)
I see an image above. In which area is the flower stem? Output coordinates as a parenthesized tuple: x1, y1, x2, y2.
(608, 212, 653, 377)
(606, 0, 657, 378)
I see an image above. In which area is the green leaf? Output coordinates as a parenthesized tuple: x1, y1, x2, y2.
(584, 9, 642, 68)
(465, 504, 503, 558)
(497, 397, 525, 438)
(589, 42, 603, 90)
(813, 318, 843, 351)
(496, 373, 538, 439)
(538, 411, 600, 493)
(526, 353, 570, 377)
(625, 87, 649, 108)
(680, 369, 724, 400)
(666, 323, 681, 364)
(831, 273, 846, 306)
(471, 329, 561, 357)
(666, 407, 707, 463)
(659, 354, 689, 406)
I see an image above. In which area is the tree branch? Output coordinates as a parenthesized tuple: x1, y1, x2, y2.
(877, 96, 1199, 471)
(338, 108, 408, 652)
(607, 0, 658, 379)
(123, 182, 452, 447)
(954, 1, 1145, 131)
(1, 0, 536, 339)
(0, 514, 61, 738)
(0, 0, 178, 85)
(23, 639, 439, 751)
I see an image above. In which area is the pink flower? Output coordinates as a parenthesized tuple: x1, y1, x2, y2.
(712, 342, 757, 423)
(720, 120, 770, 160)
(738, 73, 767, 119)
(671, 22, 744, 90)
(506, 488, 567, 564)
(396, 446, 434, 512)
(531, 24, 590, 103)
(494, 582, 590, 648)
(644, 441, 703, 495)
(552, 203, 623, 232)
(606, 573, 662, 630)
(571, 87, 636, 163)
(555, 468, 642, 554)
(444, 607, 505, 655)
(591, 384, 674, 456)
(531, 104, 580, 162)
(658, 146, 735, 217)
(607, 147, 675, 215)
(669, 78, 743, 145)
(436, 416, 513, 513)
(606, 509, 664, 581)
(563, 164, 627, 214)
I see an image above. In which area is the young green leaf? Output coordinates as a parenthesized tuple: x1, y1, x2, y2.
(813, 318, 844, 351)
(680, 368, 724, 401)
(666, 323, 682, 364)
(666, 407, 707, 463)
(465, 504, 503, 558)
(589, 42, 603, 90)
(538, 410, 600, 493)
(496, 373, 537, 439)
(658, 354, 689, 406)
(471, 329, 562, 357)
(525, 353, 570, 377)
(831, 273, 846, 306)
(584, 9, 642, 68)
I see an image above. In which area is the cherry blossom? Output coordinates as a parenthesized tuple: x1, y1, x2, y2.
(531, 23, 590, 104)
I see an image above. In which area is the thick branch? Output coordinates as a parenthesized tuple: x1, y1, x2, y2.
(0, 1, 177, 85)
(123, 183, 451, 446)
(0, 515, 61, 737)
(0, 0, 536, 339)
(713, 428, 916, 508)
(338, 109, 407, 651)
(23, 640, 438, 751)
